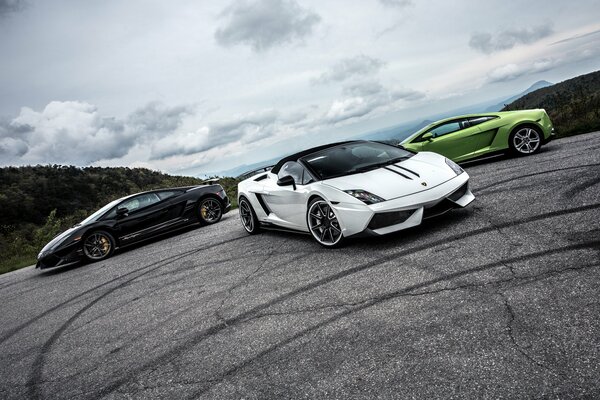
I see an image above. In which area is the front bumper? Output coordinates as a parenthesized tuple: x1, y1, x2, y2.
(36, 243, 83, 269)
(333, 173, 474, 237)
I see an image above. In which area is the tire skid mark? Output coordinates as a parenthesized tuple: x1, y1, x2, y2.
(90, 204, 600, 398)
(26, 235, 248, 399)
(474, 163, 600, 194)
(184, 241, 600, 398)
(562, 174, 600, 199)
(0, 235, 246, 347)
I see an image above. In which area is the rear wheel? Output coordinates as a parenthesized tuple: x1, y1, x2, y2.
(307, 198, 344, 248)
(239, 197, 260, 234)
(83, 231, 115, 262)
(509, 126, 542, 156)
(198, 197, 223, 225)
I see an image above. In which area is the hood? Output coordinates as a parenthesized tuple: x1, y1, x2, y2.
(322, 152, 457, 200)
(39, 226, 80, 256)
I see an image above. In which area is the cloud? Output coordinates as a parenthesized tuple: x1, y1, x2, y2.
(0, 101, 190, 166)
(150, 110, 279, 160)
(378, 0, 412, 8)
(313, 55, 385, 85)
(126, 102, 190, 138)
(487, 44, 600, 83)
(469, 23, 554, 54)
(0, 0, 25, 17)
(215, 0, 321, 52)
(324, 81, 424, 124)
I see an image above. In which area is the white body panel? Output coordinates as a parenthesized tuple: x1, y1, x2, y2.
(237, 151, 474, 237)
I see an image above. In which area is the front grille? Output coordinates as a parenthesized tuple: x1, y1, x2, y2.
(37, 254, 61, 269)
(448, 182, 468, 202)
(368, 209, 415, 230)
(423, 200, 454, 219)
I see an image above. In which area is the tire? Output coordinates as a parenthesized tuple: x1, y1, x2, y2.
(239, 196, 260, 234)
(198, 197, 223, 225)
(509, 126, 542, 156)
(306, 197, 344, 248)
(83, 230, 115, 262)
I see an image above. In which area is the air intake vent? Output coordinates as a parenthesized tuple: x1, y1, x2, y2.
(368, 210, 415, 230)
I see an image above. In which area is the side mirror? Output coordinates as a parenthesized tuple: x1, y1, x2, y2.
(116, 207, 129, 218)
(422, 132, 433, 141)
(277, 175, 296, 190)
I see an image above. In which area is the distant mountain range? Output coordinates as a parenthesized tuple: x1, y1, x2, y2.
(503, 70, 600, 137)
(485, 80, 554, 112)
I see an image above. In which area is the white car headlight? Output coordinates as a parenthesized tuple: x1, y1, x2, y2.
(344, 190, 385, 205)
(445, 158, 464, 175)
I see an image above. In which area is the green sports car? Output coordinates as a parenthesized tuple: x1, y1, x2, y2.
(401, 109, 555, 162)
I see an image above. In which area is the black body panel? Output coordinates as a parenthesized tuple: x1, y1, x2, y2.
(36, 184, 231, 269)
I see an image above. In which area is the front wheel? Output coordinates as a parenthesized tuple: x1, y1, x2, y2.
(239, 197, 260, 234)
(83, 231, 115, 262)
(509, 126, 542, 156)
(198, 197, 223, 225)
(307, 198, 344, 248)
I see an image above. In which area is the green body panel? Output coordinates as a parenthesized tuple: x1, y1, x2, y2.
(401, 109, 554, 162)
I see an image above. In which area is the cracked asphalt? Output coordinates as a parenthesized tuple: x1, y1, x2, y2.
(1, 132, 599, 399)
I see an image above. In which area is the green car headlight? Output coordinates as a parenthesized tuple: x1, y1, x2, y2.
(344, 190, 385, 205)
(445, 158, 464, 175)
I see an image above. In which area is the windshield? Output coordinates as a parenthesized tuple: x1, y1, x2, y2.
(300, 142, 414, 180)
(79, 198, 122, 225)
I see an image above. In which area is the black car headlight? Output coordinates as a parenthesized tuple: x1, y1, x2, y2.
(344, 190, 385, 205)
(445, 158, 464, 175)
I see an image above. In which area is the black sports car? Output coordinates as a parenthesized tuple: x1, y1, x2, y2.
(36, 184, 231, 269)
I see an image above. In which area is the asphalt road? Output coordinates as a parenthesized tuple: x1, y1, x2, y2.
(1, 132, 599, 399)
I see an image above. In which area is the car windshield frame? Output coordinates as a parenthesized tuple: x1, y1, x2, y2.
(79, 198, 123, 225)
(299, 141, 415, 180)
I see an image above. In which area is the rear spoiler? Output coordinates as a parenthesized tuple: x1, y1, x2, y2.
(236, 165, 274, 180)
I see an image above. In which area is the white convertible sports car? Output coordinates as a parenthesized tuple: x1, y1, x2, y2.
(237, 140, 475, 247)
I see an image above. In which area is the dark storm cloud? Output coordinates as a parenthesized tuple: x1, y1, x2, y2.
(313, 55, 385, 85)
(469, 23, 554, 54)
(0, 0, 25, 17)
(215, 0, 321, 52)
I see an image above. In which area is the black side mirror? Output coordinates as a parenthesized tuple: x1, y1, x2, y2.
(277, 175, 296, 190)
(116, 207, 129, 218)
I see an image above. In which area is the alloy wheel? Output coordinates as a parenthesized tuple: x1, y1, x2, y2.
(239, 199, 254, 232)
(83, 232, 112, 260)
(200, 198, 222, 223)
(513, 128, 541, 154)
(307, 200, 343, 246)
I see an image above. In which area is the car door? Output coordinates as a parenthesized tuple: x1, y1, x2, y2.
(156, 190, 188, 224)
(262, 161, 311, 230)
(112, 192, 169, 243)
(418, 119, 482, 160)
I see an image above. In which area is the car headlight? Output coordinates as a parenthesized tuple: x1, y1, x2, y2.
(344, 190, 385, 205)
(445, 158, 464, 175)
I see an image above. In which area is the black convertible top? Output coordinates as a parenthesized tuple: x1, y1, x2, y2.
(271, 140, 359, 174)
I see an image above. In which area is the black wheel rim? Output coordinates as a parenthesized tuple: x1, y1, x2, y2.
(308, 201, 342, 246)
(513, 128, 540, 154)
(83, 233, 112, 260)
(200, 199, 222, 223)
(239, 200, 254, 232)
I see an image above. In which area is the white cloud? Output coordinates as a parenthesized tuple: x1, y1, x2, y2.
(215, 0, 321, 52)
(469, 23, 554, 54)
(313, 55, 385, 85)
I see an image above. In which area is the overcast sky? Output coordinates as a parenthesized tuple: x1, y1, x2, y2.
(1, 0, 599, 175)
